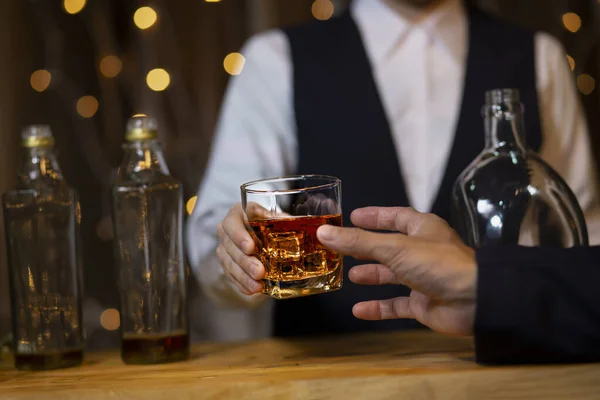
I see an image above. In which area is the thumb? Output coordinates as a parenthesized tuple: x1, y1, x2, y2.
(317, 225, 403, 264)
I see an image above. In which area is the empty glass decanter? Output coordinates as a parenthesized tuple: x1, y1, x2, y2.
(452, 89, 588, 248)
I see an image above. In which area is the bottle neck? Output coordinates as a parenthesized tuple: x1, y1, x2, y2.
(117, 139, 170, 181)
(18, 146, 64, 186)
(484, 101, 527, 152)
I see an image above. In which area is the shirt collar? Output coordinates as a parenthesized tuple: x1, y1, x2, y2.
(351, 0, 467, 65)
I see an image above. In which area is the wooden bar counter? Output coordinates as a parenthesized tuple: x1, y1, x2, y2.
(1, 330, 599, 399)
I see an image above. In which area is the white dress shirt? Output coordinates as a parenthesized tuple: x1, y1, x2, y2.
(187, 0, 600, 341)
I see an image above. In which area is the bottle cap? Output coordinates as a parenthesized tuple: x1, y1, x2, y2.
(125, 114, 158, 142)
(21, 125, 55, 148)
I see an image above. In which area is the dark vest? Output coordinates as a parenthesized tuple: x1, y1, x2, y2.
(275, 7, 542, 337)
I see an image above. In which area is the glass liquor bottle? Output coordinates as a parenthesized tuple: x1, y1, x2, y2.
(111, 115, 189, 364)
(452, 89, 588, 247)
(2, 125, 84, 370)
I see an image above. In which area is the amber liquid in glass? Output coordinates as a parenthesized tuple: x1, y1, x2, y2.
(250, 214, 343, 299)
(121, 331, 189, 365)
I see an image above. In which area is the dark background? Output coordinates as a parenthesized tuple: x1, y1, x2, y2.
(0, 0, 599, 349)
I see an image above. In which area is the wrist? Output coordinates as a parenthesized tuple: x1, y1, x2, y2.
(462, 246, 477, 300)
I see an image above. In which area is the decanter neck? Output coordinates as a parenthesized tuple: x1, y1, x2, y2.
(117, 139, 170, 181)
(483, 89, 527, 152)
(18, 146, 64, 187)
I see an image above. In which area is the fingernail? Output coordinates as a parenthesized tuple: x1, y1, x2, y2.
(318, 225, 334, 241)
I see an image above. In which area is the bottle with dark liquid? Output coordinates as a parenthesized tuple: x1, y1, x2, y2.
(452, 89, 588, 247)
(2, 125, 84, 370)
(111, 115, 189, 364)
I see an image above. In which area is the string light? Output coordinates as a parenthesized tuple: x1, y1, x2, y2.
(562, 13, 582, 33)
(134, 6, 158, 30)
(76, 95, 99, 118)
(99, 55, 122, 78)
(566, 55, 575, 71)
(146, 68, 171, 91)
(223, 53, 246, 75)
(96, 218, 113, 241)
(99, 309, 120, 331)
(186, 196, 198, 215)
(311, 0, 335, 21)
(577, 74, 595, 95)
(63, 0, 86, 14)
(30, 70, 52, 92)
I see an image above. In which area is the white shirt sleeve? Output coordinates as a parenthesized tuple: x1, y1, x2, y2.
(186, 30, 296, 308)
(534, 32, 600, 245)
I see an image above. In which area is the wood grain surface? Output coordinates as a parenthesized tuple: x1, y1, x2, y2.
(1, 330, 598, 400)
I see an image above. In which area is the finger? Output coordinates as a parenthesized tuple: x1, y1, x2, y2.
(216, 245, 243, 291)
(348, 264, 399, 285)
(246, 202, 272, 220)
(295, 194, 340, 216)
(222, 205, 254, 254)
(221, 231, 265, 280)
(350, 207, 443, 234)
(317, 225, 403, 264)
(216, 245, 262, 294)
(352, 298, 413, 321)
(223, 268, 251, 295)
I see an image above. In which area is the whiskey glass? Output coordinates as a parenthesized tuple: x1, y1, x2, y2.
(241, 175, 342, 299)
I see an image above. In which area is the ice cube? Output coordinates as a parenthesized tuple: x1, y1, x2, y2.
(267, 231, 303, 261)
(303, 250, 327, 274)
(262, 255, 279, 280)
(278, 260, 302, 280)
(263, 258, 303, 281)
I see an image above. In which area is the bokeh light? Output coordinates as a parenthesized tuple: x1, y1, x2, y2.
(223, 53, 246, 75)
(566, 55, 575, 71)
(186, 196, 198, 215)
(96, 217, 113, 241)
(577, 74, 595, 95)
(312, 0, 335, 21)
(134, 6, 158, 30)
(146, 68, 171, 91)
(30, 70, 52, 92)
(64, 0, 86, 14)
(99, 308, 120, 331)
(99, 55, 122, 78)
(76, 95, 99, 118)
(562, 12, 582, 33)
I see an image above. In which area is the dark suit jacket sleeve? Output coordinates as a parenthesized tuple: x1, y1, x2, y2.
(474, 246, 600, 365)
